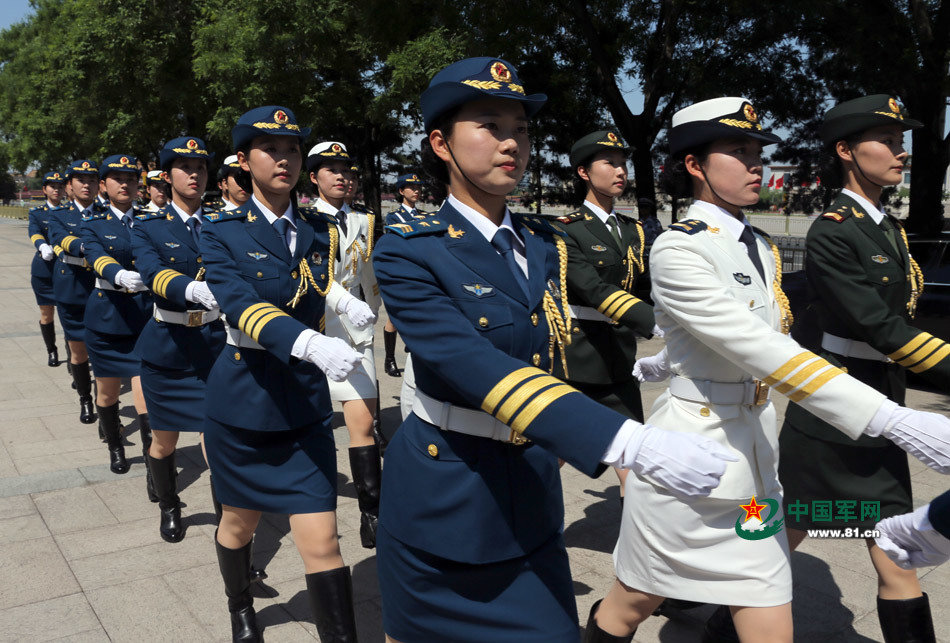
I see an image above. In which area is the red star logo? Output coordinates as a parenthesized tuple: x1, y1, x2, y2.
(739, 496, 767, 522)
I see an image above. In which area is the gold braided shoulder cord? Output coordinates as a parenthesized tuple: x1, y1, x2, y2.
(542, 237, 573, 376)
(620, 223, 646, 292)
(195, 266, 206, 281)
(769, 242, 794, 334)
(897, 224, 924, 316)
(287, 226, 338, 308)
(349, 214, 376, 271)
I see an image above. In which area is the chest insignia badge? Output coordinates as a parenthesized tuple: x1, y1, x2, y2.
(852, 207, 865, 219)
(733, 272, 752, 285)
(104, 235, 117, 240)
(871, 254, 889, 264)
(708, 227, 720, 234)
(447, 224, 465, 238)
(66, 222, 76, 227)
(591, 244, 607, 252)
(311, 251, 323, 266)
(547, 278, 561, 299)
(247, 251, 268, 260)
(463, 283, 494, 297)
(246, 212, 257, 222)
(164, 242, 180, 248)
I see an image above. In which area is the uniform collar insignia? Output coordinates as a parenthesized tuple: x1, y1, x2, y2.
(871, 254, 889, 263)
(463, 283, 494, 297)
(247, 251, 268, 260)
(733, 272, 752, 285)
(447, 224, 465, 238)
(851, 207, 865, 219)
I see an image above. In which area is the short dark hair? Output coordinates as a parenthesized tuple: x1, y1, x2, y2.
(659, 144, 710, 199)
(420, 107, 461, 204)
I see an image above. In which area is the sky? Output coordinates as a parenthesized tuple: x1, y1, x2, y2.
(0, 0, 32, 31)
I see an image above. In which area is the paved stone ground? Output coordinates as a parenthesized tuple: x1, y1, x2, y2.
(0, 217, 947, 642)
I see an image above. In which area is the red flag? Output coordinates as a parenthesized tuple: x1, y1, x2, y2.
(767, 175, 775, 188)
(816, 176, 821, 186)
(775, 175, 784, 189)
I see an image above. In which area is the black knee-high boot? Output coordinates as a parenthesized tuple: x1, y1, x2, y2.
(73, 361, 96, 424)
(139, 414, 157, 502)
(583, 599, 635, 643)
(215, 535, 261, 642)
(383, 329, 401, 376)
(702, 604, 739, 642)
(210, 476, 267, 583)
(65, 342, 73, 380)
(40, 322, 58, 366)
(348, 445, 381, 549)
(148, 452, 183, 542)
(877, 593, 936, 643)
(98, 402, 128, 474)
(305, 567, 358, 642)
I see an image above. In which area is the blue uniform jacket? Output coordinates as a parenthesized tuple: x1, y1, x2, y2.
(200, 201, 337, 431)
(27, 205, 55, 280)
(930, 489, 950, 540)
(384, 206, 425, 226)
(47, 202, 97, 306)
(373, 203, 624, 564)
(80, 208, 150, 336)
(131, 207, 225, 371)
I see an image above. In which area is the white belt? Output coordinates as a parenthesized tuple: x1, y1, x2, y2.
(95, 277, 146, 293)
(821, 332, 890, 363)
(154, 304, 221, 327)
(410, 388, 529, 445)
(60, 255, 88, 267)
(224, 324, 263, 350)
(670, 375, 770, 406)
(569, 305, 612, 323)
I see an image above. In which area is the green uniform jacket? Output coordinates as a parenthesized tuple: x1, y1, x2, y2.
(549, 204, 654, 385)
(784, 192, 950, 446)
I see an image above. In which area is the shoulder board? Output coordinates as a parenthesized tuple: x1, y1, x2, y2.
(553, 210, 585, 225)
(517, 213, 566, 237)
(136, 209, 167, 221)
(81, 210, 107, 222)
(28, 205, 44, 214)
(669, 219, 708, 235)
(204, 205, 248, 223)
(751, 226, 771, 240)
(383, 216, 448, 238)
(297, 206, 336, 224)
(350, 202, 374, 215)
(820, 211, 847, 222)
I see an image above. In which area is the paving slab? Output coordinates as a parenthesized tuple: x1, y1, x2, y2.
(85, 576, 211, 641)
(0, 536, 80, 610)
(32, 486, 117, 534)
(0, 593, 101, 642)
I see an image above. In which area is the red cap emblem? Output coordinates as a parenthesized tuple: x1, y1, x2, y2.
(274, 110, 289, 124)
(186, 139, 198, 149)
(490, 61, 512, 83)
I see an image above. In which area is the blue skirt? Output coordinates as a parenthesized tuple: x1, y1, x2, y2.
(31, 260, 55, 305)
(377, 527, 579, 643)
(204, 414, 337, 514)
(140, 361, 207, 432)
(56, 304, 85, 341)
(85, 328, 141, 378)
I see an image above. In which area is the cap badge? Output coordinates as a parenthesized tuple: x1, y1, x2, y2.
(331, 143, 342, 153)
(411, 174, 418, 180)
(743, 104, 758, 123)
(888, 98, 900, 113)
(53, 173, 60, 180)
(274, 109, 289, 124)
(490, 61, 512, 83)
(606, 132, 619, 144)
(119, 156, 129, 165)
(186, 139, 198, 150)
(82, 161, 90, 169)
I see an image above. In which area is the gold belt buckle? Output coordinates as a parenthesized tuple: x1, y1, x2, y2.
(752, 380, 769, 406)
(508, 429, 529, 446)
(187, 311, 204, 327)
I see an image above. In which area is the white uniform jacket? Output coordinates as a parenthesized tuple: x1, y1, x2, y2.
(649, 202, 886, 500)
(318, 200, 382, 347)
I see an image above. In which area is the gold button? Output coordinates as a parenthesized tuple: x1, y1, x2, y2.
(700, 407, 711, 417)
(882, 276, 889, 283)
(530, 313, 538, 326)
(427, 444, 438, 457)
(597, 260, 604, 266)
(573, 326, 580, 333)
(320, 273, 326, 279)
(108, 246, 113, 250)
(196, 257, 202, 263)
(749, 300, 755, 308)
(131, 260, 135, 265)
(256, 271, 263, 278)
(291, 271, 299, 279)
(98, 292, 103, 297)
(622, 259, 627, 265)
(170, 257, 175, 262)
(478, 316, 489, 328)
(532, 353, 540, 366)
(234, 351, 241, 360)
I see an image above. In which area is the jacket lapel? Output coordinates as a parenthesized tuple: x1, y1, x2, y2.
(244, 202, 292, 264)
(292, 206, 315, 265)
(166, 210, 197, 251)
(580, 204, 621, 252)
(843, 195, 903, 265)
(690, 205, 770, 294)
(515, 214, 549, 308)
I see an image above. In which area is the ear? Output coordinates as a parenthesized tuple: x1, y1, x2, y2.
(576, 164, 591, 182)
(835, 139, 853, 163)
(309, 171, 319, 185)
(99, 178, 107, 191)
(429, 129, 452, 164)
(236, 150, 250, 172)
(684, 153, 706, 182)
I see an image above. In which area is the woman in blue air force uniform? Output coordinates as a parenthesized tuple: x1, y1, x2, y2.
(371, 57, 738, 643)
(200, 105, 370, 642)
(28, 171, 65, 366)
(131, 137, 223, 543)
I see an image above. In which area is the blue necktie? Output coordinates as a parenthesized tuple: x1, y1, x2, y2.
(491, 228, 529, 299)
(185, 217, 200, 246)
(273, 216, 291, 250)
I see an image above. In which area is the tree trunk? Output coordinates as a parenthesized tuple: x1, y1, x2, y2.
(630, 142, 657, 215)
(906, 102, 948, 235)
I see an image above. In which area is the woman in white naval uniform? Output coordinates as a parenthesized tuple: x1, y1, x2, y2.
(306, 140, 383, 549)
(584, 97, 950, 643)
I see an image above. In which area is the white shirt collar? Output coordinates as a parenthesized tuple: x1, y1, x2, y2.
(315, 197, 349, 215)
(583, 199, 615, 224)
(73, 199, 91, 213)
(841, 188, 885, 224)
(447, 194, 524, 250)
(692, 200, 750, 241)
(45, 200, 57, 209)
(170, 201, 203, 224)
(109, 204, 133, 222)
(252, 194, 295, 228)
(401, 202, 416, 213)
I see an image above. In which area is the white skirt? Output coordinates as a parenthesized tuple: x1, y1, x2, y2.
(613, 474, 792, 607)
(327, 342, 377, 401)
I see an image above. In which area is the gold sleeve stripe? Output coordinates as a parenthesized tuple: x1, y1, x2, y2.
(54, 246, 63, 256)
(896, 337, 944, 369)
(319, 314, 326, 332)
(597, 291, 626, 315)
(771, 359, 829, 395)
(510, 386, 576, 434)
(611, 297, 643, 320)
(153, 269, 186, 298)
(62, 235, 80, 252)
(908, 344, 950, 373)
(30, 234, 44, 244)
(888, 333, 933, 361)
(237, 302, 271, 331)
(603, 293, 636, 318)
(93, 256, 120, 275)
(247, 310, 288, 341)
(788, 367, 845, 402)
(481, 367, 545, 414)
(495, 375, 564, 424)
(763, 351, 816, 387)
(239, 304, 283, 338)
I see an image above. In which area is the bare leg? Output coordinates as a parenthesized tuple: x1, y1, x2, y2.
(217, 505, 262, 549)
(96, 376, 121, 407)
(289, 511, 344, 573)
(343, 398, 376, 448)
(39, 304, 55, 324)
(149, 429, 180, 459)
(868, 539, 923, 599)
(730, 603, 793, 642)
(68, 340, 88, 364)
(593, 578, 665, 636)
(130, 376, 147, 414)
(614, 466, 629, 498)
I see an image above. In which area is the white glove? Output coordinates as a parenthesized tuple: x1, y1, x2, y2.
(651, 324, 665, 338)
(188, 281, 218, 309)
(301, 330, 362, 382)
(603, 421, 738, 497)
(114, 269, 146, 292)
(865, 399, 950, 473)
(875, 504, 950, 569)
(633, 347, 670, 383)
(38, 243, 54, 261)
(337, 292, 376, 328)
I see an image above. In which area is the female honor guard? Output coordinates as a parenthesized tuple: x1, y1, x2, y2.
(306, 141, 383, 549)
(876, 490, 950, 570)
(28, 171, 65, 366)
(81, 155, 151, 475)
(142, 170, 169, 212)
(372, 57, 739, 643)
(776, 95, 943, 642)
(131, 137, 222, 541)
(47, 160, 101, 424)
(201, 106, 365, 642)
(585, 97, 950, 643)
(553, 130, 655, 501)
(217, 155, 250, 211)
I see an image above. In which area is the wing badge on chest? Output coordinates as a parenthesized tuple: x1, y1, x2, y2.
(871, 254, 889, 264)
(733, 272, 752, 286)
(247, 251, 268, 260)
(164, 242, 180, 248)
(104, 235, 117, 240)
(463, 283, 494, 297)
(591, 244, 607, 252)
